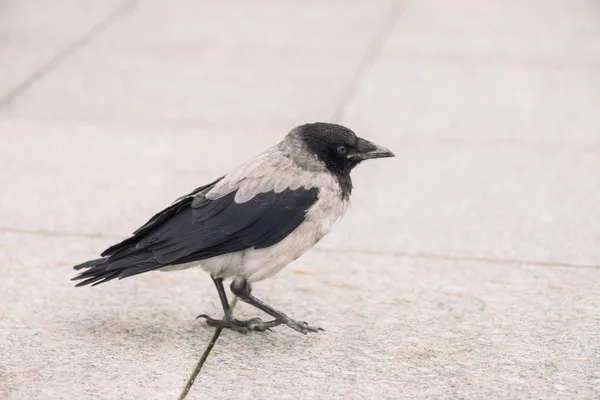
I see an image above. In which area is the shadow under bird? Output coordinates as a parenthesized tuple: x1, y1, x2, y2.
(72, 122, 393, 334)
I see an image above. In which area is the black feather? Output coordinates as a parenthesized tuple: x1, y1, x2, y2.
(72, 179, 319, 286)
(100, 176, 224, 257)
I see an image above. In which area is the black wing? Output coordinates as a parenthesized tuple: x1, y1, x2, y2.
(72, 178, 319, 286)
(100, 176, 225, 256)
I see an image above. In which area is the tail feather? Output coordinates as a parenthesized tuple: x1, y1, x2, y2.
(73, 258, 106, 270)
(72, 177, 225, 287)
(74, 270, 121, 287)
(72, 253, 161, 287)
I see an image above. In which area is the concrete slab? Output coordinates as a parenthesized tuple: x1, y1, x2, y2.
(0, 231, 220, 399)
(0, 0, 126, 99)
(2, 0, 600, 398)
(1, 121, 598, 268)
(337, 139, 600, 266)
(387, 0, 600, 63)
(343, 59, 600, 145)
(0, 120, 277, 236)
(1, 0, 389, 131)
(96, 0, 389, 49)
(186, 251, 600, 399)
(343, 0, 600, 145)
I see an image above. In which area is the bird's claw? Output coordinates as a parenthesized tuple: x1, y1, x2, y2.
(245, 317, 274, 332)
(197, 313, 323, 335)
(281, 318, 324, 335)
(196, 314, 274, 333)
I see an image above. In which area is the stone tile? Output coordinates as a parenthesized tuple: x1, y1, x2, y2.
(0, 231, 221, 399)
(96, 0, 389, 49)
(187, 251, 600, 399)
(388, 0, 600, 64)
(0, 43, 60, 99)
(2, 45, 353, 130)
(331, 138, 600, 266)
(1, 0, 389, 130)
(343, 61, 600, 145)
(0, 120, 277, 236)
(1, 120, 599, 266)
(343, 0, 600, 144)
(2, 1, 600, 398)
(0, 0, 125, 39)
(0, 0, 125, 99)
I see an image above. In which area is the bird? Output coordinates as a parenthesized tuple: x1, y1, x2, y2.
(72, 122, 394, 334)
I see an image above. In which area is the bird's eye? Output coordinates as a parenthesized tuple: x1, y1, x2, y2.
(336, 145, 347, 155)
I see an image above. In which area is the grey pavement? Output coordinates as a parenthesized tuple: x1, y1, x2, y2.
(1, 0, 599, 399)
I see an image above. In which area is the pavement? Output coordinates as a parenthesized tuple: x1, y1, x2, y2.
(1, 0, 599, 399)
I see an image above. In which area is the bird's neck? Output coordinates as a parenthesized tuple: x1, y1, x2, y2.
(335, 173, 353, 200)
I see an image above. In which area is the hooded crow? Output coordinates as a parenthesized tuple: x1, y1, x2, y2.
(72, 122, 393, 334)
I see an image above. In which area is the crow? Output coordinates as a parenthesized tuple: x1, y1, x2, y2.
(73, 122, 394, 334)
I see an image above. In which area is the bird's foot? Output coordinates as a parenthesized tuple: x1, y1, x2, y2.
(279, 317, 324, 335)
(197, 314, 323, 334)
(196, 314, 276, 333)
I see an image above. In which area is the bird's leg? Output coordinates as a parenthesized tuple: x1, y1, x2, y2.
(196, 276, 273, 333)
(212, 276, 234, 321)
(230, 279, 323, 335)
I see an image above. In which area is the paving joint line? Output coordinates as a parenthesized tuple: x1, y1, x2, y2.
(177, 327, 223, 400)
(0, 0, 138, 110)
(331, 0, 408, 123)
(2, 226, 597, 269)
(314, 247, 600, 269)
(177, 298, 237, 399)
(392, 51, 600, 71)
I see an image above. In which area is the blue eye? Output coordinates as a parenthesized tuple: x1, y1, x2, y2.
(336, 145, 347, 155)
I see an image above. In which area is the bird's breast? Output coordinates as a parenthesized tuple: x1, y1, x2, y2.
(240, 176, 349, 283)
(305, 187, 350, 241)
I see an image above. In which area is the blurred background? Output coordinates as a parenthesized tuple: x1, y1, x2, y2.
(1, 1, 599, 399)
(1, 0, 599, 264)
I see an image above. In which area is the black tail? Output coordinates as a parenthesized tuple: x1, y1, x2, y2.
(72, 177, 224, 287)
(71, 251, 160, 287)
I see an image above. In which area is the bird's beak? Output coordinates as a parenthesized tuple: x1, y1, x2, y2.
(355, 137, 395, 160)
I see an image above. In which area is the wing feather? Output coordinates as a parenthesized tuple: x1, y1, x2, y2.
(148, 187, 319, 264)
(93, 183, 319, 275)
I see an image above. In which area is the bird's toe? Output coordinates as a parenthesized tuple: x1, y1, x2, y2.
(196, 314, 221, 327)
(284, 319, 323, 334)
(196, 314, 250, 333)
(196, 312, 321, 335)
(245, 317, 270, 332)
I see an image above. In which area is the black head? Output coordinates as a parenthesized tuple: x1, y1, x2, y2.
(296, 122, 394, 177)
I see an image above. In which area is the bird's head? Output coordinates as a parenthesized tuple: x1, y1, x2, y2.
(291, 122, 394, 176)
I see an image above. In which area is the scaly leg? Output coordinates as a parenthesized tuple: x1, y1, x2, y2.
(230, 279, 323, 335)
(196, 277, 274, 333)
